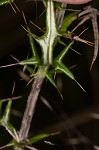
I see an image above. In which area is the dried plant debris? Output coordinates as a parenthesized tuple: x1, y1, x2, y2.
(75, 6, 99, 69)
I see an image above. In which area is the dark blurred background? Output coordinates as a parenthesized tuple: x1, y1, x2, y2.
(0, 0, 99, 149)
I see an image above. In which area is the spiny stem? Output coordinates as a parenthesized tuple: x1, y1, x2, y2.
(19, 66, 47, 141)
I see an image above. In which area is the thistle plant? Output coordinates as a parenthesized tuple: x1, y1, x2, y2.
(18, 0, 78, 144)
(0, 0, 98, 149)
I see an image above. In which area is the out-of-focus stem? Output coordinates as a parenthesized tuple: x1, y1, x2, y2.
(56, 3, 67, 29)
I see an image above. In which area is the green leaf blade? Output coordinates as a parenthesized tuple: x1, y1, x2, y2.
(29, 134, 51, 144)
(60, 11, 78, 33)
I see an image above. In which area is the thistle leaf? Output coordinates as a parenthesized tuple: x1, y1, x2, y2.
(0, 140, 14, 150)
(29, 134, 50, 144)
(0, 100, 19, 141)
(28, 31, 39, 59)
(29, 132, 59, 144)
(54, 62, 75, 80)
(0, 100, 12, 124)
(52, 42, 75, 80)
(20, 57, 40, 66)
(59, 11, 78, 33)
(0, 139, 25, 149)
(46, 71, 57, 88)
(54, 41, 74, 62)
(0, 0, 13, 6)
